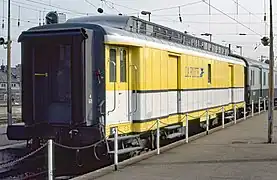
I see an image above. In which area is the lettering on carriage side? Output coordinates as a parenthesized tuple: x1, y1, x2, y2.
(184, 66, 204, 78)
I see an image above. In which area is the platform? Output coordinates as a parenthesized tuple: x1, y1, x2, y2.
(73, 110, 277, 180)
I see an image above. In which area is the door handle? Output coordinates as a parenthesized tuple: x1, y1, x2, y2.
(35, 73, 48, 77)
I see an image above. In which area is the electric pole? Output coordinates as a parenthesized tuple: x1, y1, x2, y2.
(268, 0, 274, 143)
(7, 0, 12, 126)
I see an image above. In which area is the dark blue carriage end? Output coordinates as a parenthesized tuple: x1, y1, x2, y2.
(7, 125, 31, 140)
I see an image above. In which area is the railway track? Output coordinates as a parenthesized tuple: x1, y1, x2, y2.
(0, 114, 21, 125)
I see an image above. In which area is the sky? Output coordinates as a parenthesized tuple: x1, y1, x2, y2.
(0, 0, 275, 66)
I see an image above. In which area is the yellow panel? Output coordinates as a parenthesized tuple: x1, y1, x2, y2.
(160, 51, 168, 90)
(152, 49, 161, 90)
(168, 55, 178, 89)
(105, 44, 245, 91)
(105, 101, 246, 136)
(144, 48, 152, 90)
(129, 48, 141, 90)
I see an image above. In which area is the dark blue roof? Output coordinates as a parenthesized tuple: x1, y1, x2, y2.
(23, 15, 132, 35)
(66, 15, 130, 29)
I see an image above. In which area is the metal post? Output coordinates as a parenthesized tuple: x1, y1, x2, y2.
(156, 119, 160, 155)
(252, 100, 254, 117)
(222, 106, 225, 129)
(206, 110, 209, 134)
(268, 0, 274, 143)
(264, 98, 266, 111)
(114, 127, 118, 171)
(234, 105, 237, 124)
(7, 0, 12, 125)
(259, 97, 261, 114)
(244, 102, 246, 120)
(48, 139, 53, 180)
(185, 113, 188, 143)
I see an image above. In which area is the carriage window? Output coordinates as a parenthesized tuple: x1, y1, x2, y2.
(109, 49, 116, 82)
(120, 49, 127, 82)
(251, 70, 255, 85)
(264, 72, 266, 85)
(251, 70, 254, 86)
(51, 44, 71, 103)
(208, 64, 211, 84)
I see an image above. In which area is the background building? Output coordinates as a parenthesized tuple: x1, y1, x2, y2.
(0, 63, 21, 105)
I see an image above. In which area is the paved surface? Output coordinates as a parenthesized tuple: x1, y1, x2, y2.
(92, 112, 277, 180)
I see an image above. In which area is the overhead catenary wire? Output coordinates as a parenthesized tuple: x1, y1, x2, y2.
(103, 0, 122, 14)
(84, 0, 98, 9)
(3, 0, 94, 17)
(0, 15, 38, 25)
(84, 0, 108, 15)
(230, 0, 270, 27)
(23, 0, 90, 15)
(201, 0, 262, 37)
(149, 19, 277, 25)
(151, 0, 203, 12)
(153, 12, 277, 17)
(103, 0, 140, 12)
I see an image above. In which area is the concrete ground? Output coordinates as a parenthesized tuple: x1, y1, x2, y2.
(89, 111, 277, 180)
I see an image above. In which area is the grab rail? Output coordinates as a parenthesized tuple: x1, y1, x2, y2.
(107, 60, 116, 115)
(130, 64, 138, 115)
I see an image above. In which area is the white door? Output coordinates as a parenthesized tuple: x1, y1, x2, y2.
(106, 46, 129, 125)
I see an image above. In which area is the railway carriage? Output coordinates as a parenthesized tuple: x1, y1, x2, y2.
(231, 54, 277, 111)
(6, 15, 255, 154)
(247, 58, 277, 108)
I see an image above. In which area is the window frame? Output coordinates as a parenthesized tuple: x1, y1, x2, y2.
(208, 64, 211, 84)
(109, 48, 117, 83)
(119, 48, 127, 83)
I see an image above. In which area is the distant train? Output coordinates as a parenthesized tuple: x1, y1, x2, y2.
(7, 15, 277, 155)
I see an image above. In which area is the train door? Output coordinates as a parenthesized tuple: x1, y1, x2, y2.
(228, 65, 234, 103)
(33, 43, 49, 124)
(118, 47, 129, 123)
(33, 38, 73, 124)
(168, 55, 180, 121)
(177, 57, 182, 120)
(106, 46, 129, 125)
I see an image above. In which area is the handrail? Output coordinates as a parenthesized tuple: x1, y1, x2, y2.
(130, 64, 138, 115)
(107, 60, 116, 115)
(99, 100, 105, 115)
